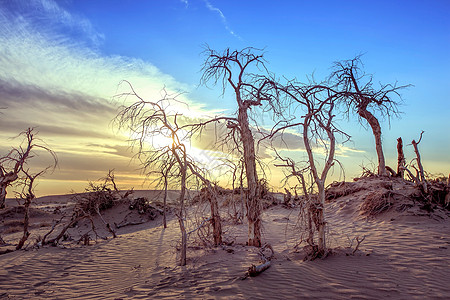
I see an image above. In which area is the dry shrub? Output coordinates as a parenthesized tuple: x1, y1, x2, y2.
(326, 182, 364, 201)
(360, 190, 393, 216)
(129, 197, 161, 220)
(73, 182, 118, 215)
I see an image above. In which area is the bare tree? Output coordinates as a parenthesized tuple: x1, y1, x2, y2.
(15, 169, 44, 250)
(200, 46, 281, 247)
(114, 81, 223, 265)
(269, 80, 347, 257)
(0, 128, 57, 209)
(411, 131, 428, 193)
(330, 56, 411, 176)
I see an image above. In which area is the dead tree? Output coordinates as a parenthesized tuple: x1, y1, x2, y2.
(200, 47, 281, 247)
(330, 56, 411, 176)
(274, 153, 315, 247)
(15, 169, 44, 250)
(270, 81, 348, 257)
(114, 81, 223, 265)
(0, 128, 56, 209)
(412, 131, 428, 193)
(397, 137, 406, 178)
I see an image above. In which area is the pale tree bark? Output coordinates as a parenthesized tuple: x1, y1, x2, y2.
(238, 106, 261, 246)
(357, 107, 387, 176)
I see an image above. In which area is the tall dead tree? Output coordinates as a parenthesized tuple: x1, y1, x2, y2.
(200, 47, 280, 247)
(114, 81, 222, 265)
(330, 56, 410, 176)
(0, 128, 57, 209)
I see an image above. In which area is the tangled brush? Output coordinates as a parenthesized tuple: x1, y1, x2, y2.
(360, 190, 393, 216)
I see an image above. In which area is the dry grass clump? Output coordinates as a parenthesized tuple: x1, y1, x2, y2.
(2, 220, 24, 234)
(326, 182, 364, 201)
(360, 190, 393, 216)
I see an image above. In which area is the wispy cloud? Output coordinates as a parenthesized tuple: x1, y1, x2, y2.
(0, 0, 219, 193)
(1, 0, 104, 47)
(202, 0, 241, 39)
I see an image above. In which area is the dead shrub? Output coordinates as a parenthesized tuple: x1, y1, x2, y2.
(326, 182, 364, 201)
(360, 190, 393, 216)
(73, 182, 118, 215)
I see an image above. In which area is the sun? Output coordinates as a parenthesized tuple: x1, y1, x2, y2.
(148, 135, 174, 149)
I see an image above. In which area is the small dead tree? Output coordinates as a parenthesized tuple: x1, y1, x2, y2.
(411, 131, 428, 193)
(114, 81, 223, 265)
(1, 128, 56, 209)
(200, 46, 282, 247)
(15, 169, 44, 250)
(274, 154, 315, 247)
(330, 56, 411, 176)
(0, 128, 57, 249)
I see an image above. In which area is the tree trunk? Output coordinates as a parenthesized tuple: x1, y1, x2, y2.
(396, 137, 405, 179)
(299, 173, 314, 246)
(316, 182, 327, 255)
(0, 172, 19, 209)
(0, 185, 6, 209)
(163, 172, 168, 229)
(16, 196, 32, 250)
(209, 192, 222, 246)
(412, 138, 427, 193)
(358, 108, 387, 176)
(178, 153, 187, 266)
(238, 106, 261, 247)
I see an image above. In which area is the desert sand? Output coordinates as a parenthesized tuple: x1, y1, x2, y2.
(0, 178, 449, 299)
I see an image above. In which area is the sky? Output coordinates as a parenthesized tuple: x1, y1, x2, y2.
(0, 0, 449, 196)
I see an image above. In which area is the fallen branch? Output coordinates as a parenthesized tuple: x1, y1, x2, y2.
(44, 214, 88, 246)
(114, 220, 146, 229)
(243, 243, 274, 279)
(41, 215, 65, 245)
(188, 217, 212, 235)
(352, 235, 366, 255)
(95, 206, 117, 238)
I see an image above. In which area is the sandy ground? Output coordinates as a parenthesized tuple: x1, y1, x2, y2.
(0, 181, 449, 299)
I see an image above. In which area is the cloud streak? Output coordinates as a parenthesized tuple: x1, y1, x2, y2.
(201, 0, 241, 39)
(1, 0, 104, 47)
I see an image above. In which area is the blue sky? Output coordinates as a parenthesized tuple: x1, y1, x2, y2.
(0, 0, 449, 195)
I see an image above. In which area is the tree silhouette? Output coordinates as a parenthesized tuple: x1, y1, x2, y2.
(330, 56, 411, 176)
(269, 77, 348, 257)
(114, 81, 222, 265)
(0, 128, 57, 209)
(200, 46, 281, 247)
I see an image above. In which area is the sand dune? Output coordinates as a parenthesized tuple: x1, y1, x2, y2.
(1, 183, 449, 299)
